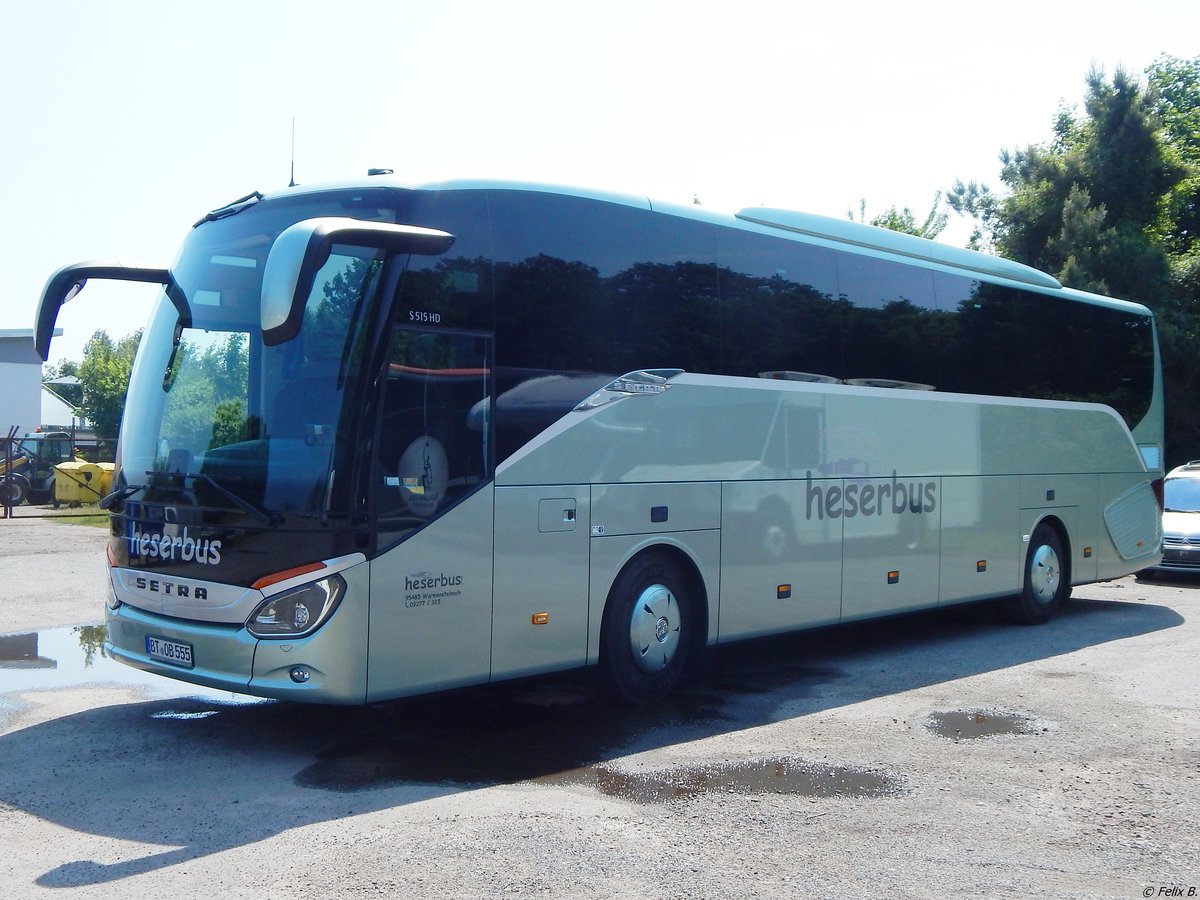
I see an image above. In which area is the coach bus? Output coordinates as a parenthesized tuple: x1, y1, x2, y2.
(35, 175, 1164, 704)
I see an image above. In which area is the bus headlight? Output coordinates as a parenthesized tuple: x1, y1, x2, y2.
(247, 574, 346, 638)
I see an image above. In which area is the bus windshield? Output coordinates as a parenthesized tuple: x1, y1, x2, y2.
(119, 201, 388, 519)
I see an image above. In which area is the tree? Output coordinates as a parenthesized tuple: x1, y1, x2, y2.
(76, 330, 141, 441)
(1148, 54, 1200, 254)
(949, 61, 1200, 465)
(950, 66, 1180, 307)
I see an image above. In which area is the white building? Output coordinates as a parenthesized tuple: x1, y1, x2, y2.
(0, 329, 47, 436)
(41, 384, 85, 431)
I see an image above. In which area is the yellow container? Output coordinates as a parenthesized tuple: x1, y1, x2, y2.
(76, 462, 104, 504)
(55, 461, 105, 505)
(96, 462, 115, 498)
(54, 461, 87, 504)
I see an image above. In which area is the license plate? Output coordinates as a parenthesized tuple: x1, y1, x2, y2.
(145, 635, 194, 669)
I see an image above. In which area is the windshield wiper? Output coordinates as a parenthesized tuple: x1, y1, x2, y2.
(99, 482, 147, 510)
(182, 472, 279, 525)
(193, 191, 264, 227)
(101, 473, 278, 524)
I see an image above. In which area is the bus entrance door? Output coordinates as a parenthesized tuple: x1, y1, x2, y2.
(366, 328, 497, 699)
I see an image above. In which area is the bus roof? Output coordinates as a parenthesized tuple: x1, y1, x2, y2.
(732, 207, 1061, 290)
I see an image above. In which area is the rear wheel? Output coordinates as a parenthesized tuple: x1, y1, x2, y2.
(0, 475, 28, 508)
(1002, 523, 1070, 625)
(600, 552, 695, 703)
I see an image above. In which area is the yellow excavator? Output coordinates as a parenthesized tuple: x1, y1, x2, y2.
(1, 432, 74, 507)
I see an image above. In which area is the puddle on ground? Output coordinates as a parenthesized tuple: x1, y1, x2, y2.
(540, 757, 902, 803)
(0, 625, 260, 707)
(924, 709, 1041, 741)
(295, 729, 903, 802)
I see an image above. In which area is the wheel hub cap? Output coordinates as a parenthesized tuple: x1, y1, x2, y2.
(629, 584, 681, 674)
(1030, 544, 1061, 604)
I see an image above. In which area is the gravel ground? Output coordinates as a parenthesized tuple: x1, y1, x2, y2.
(0, 514, 1198, 898)
(0, 514, 109, 632)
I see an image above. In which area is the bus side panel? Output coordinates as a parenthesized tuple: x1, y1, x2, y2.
(1095, 473, 1163, 579)
(938, 475, 1021, 605)
(365, 487, 495, 701)
(1074, 475, 1102, 584)
(491, 485, 591, 681)
(590, 481, 721, 536)
(840, 476, 942, 621)
(1019, 473, 1092, 586)
(718, 480, 842, 641)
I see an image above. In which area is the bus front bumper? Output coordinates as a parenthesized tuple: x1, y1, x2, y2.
(105, 602, 369, 704)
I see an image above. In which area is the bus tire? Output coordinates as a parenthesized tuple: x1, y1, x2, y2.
(1003, 523, 1069, 625)
(1, 474, 28, 508)
(600, 551, 694, 704)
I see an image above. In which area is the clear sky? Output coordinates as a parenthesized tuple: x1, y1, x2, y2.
(3, 0, 1198, 365)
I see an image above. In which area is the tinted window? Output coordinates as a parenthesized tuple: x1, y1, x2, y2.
(391, 190, 496, 333)
(716, 230, 842, 380)
(387, 188, 1156, 461)
(935, 276, 1153, 424)
(484, 192, 720, 458)
(837, 255, 942, 388)
(489, 192, 719, 374)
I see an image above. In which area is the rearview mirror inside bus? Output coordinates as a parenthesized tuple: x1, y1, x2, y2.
(261, 217, 456, 346)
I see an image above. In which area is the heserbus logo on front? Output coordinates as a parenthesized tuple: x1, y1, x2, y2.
(126, 526, 222, 565)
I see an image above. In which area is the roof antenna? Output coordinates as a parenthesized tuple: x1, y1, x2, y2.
(289, 117, 297, 187)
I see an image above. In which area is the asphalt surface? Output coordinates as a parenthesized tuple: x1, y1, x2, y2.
(1, 514, 1198, 898)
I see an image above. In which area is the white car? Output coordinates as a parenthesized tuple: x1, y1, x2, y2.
(1143, 461, 1200, 575)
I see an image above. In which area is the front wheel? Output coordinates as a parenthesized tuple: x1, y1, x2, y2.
(0, 475, 27, 508)
(1002, 523, 1070, 625)
(600, 552, 695, 704)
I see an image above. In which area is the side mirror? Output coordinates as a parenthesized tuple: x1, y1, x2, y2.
(261, 218, 455, 346)
(36, 261, 174, 361)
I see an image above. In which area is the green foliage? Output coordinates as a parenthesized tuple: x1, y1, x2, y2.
(73, 624, 107, 666)
(76, 330, 141, 441)
(302, 256, 381, 368)
(950, 58, 1200, 465)
(161, 332, 250, 452)
(210, 398, 250, 449)
(1148, 54, 1200, 255)
(1050, 184, 1111, 294)
(957, 67, 1177, 306)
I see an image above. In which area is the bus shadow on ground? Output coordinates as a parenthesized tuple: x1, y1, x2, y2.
(1, 592, 1182, 888)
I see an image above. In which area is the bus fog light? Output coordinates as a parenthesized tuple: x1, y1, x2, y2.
(248, 574, 346, 638)
(290, 666, 312, 683)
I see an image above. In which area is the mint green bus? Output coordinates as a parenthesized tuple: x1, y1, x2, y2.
(36, 177, 1164, 704)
